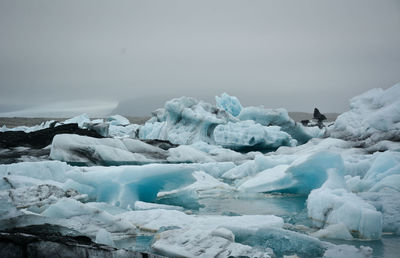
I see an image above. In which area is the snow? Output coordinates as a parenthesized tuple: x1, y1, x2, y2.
(215, 92, 243, 117)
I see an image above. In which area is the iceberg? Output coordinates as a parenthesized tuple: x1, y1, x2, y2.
(238, 151, 344, 194)
(307, 169, 382, 240)
(138, 94, 324, 149)
(139, 96, 236, 145)
(330, 83, 400, 146)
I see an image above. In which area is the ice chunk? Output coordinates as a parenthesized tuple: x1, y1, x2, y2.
(330, 83, 400, 145)
(167, 145, 215, 163)
(95, 228, 116, 247)
(189, 141, 253, 163)
(239, 152, 344, 194)
(134, 201, 184, 211)
(138, 96, 236, 145)
(50, 134, 249, 165)
(0, 160, 71, 186)
(215, 92, 243, 117)
(362, 151, 400, 191)
(138, 95, 323, 148)
(108, 124, 140, 138)
(311, 223, 354, 240)
(239, 106, 325, 143)
(0, 160, 234, 210)
(232, 226, 327, 258)
(42, 198, 136, 238)
(157, 171, 234, 210)
(359, 189, 400, 235)
(0, 120, 57, 133)
(62, 113, 91, 127)
(213, 121, 295, 150)
(106, 114, 130, 126)
(239, 107, 293, 126)
(345, 151, 400, 193)
(307, 170, 382, 239)
(157, 171, 233, 197)
(2, 184, 87, 214)
(50, 134, 167, 165)
(222, 153, 294, 180)
(152, 227, 269, 258)
(117, 208, 283, 232)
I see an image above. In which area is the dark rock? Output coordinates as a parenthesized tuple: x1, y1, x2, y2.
(0, 123, 104, 149)
(0, 224, 165, 258)
(313, 108, 327, 122)
(0, 147, 50, 164)
(301, 120, 309, 126)
(142, 139, 178, 150)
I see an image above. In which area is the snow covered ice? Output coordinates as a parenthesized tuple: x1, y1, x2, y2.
(1, 84, 400, 257)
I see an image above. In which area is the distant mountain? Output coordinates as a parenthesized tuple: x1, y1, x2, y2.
(0, 100, 118, 118)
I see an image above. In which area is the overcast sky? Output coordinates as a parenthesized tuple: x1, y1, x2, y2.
(0, 0, 399, 115)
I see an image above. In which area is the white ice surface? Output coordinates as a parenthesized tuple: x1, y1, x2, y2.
(307, 169, 382, 240)
(330, 83, 400, 145)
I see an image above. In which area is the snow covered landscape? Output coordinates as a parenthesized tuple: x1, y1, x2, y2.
(1, 83, 399, 257)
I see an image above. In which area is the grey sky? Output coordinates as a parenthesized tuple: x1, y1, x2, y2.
(0, 0, 399, 115)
